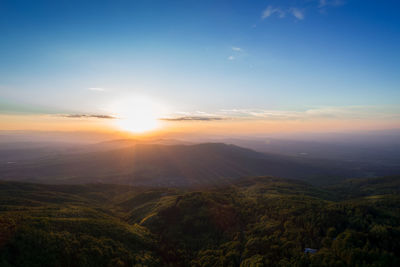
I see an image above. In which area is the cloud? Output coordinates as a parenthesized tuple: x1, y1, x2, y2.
(160, 116, 226, 121)
(63, 105, 399, 124)
(261, 6, 286, 19)
(61, 114, 117, 119)
(317, 0, 345, 14)
(220, 109, 302, 120)
(303, 106, 400, 120)
(220, 106, 400, 121)
(228, 47, 243, 61)
(262, 6, 304, 20)
(261, 1, 344, 21)
(290, 8, 305, 20)
(319, 0, 344, 8)
(155, 105, 400, 125)
(88, 87, 106, 92)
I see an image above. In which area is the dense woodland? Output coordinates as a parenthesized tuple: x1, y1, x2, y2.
(0, 176, 399, 266)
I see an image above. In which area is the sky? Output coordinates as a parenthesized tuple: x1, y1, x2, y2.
(0, 0, 399, 137)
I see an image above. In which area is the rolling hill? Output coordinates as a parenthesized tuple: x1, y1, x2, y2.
(0, 176, 399, 266)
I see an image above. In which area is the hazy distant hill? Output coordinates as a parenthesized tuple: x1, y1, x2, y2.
(0, 143, 375, 186)
(222, 137, 400, 167)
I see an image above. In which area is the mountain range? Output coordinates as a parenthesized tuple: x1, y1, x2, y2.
(1, 141, 397, 186)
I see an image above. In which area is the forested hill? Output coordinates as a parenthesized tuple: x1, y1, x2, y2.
(0, 176, 399, 266)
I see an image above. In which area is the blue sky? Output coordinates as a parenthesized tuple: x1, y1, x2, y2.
(0, 0, 399, 127)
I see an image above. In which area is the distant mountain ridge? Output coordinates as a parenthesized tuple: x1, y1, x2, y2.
(0, 142, 377, 186)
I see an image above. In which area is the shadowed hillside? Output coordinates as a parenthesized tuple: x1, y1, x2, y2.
(0, 143, 373, 186)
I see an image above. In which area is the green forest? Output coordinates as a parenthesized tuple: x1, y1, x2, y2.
(0, 176, 399, 267)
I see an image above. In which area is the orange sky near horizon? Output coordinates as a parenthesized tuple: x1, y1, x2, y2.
(1, 114, 399, 140)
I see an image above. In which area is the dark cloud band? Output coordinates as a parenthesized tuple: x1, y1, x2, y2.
(61, 114, 117, 119)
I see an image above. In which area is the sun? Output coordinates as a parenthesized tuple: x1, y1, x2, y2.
(111, 96, 165, 133)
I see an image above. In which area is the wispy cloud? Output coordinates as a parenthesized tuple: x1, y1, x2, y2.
(88, 87, 106, 92)
(261, 1, 344, 21)
(262, 6, 304, 20)
(261, 6, 286, 19)
(228, 47, 243, 61)
(220, 106, 400, 121)
(60, 105, 399, 124)
(318, 0, 345, 13)
(160, 116, 226, 121)
(220, 109, 302, 120)
(164, 106, 400, 123)
(290, 8, 305, 20)
(61, 114, 117, 119)
(319, 0, 327, 7)
(319, 0, 344, 8)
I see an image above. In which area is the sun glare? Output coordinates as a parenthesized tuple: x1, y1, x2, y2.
(111, 96, 165, 133)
